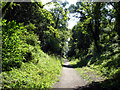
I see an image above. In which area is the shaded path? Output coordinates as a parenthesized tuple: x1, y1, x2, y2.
(54, 59, 86, 88)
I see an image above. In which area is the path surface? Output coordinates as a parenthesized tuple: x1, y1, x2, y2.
(54, 59, 86, 88)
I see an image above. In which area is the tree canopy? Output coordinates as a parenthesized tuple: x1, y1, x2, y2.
(1, 1, 120, 89)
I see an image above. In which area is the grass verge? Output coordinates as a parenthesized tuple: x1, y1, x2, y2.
(1, 55, 62, 88)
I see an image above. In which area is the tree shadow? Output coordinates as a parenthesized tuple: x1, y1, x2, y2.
(62, 64, 74, 68)
(62, 59, 76, 68)
(62, 55, 93, 68)
(72, 55, 93, 68)
(74, 76, 120, 90)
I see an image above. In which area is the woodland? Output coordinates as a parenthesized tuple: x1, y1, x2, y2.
(1, 1, 120, 89)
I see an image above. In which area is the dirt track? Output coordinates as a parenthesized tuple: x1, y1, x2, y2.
(54, 59, 86, 88)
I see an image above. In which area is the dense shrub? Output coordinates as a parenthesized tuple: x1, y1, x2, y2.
(2, 20, 24, 71)
(1, 55, 62, 88)
(2, 19, 42, 71)
(2, 19, 62, 89)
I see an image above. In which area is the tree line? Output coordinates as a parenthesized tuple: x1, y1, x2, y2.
(1, 1, 120, 88)
(68, 2, 120, 59)
(67, 2, 120, 88)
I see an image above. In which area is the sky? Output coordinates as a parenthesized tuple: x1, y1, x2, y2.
(41, 0, 114, 29)
(41, 0, 79, 29)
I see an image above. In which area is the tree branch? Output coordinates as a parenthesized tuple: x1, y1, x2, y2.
(2, 2, 11, 14)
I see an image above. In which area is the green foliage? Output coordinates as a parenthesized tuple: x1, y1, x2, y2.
(2, 1, 69, 88)
(2, 1, 120, 89)
(1, 55, 62, 88)
(2, 2, 69, 56)
(68, 22, 92, 58)
(2, 19, 40, 71)
(70, 58, 79, 66)
(2, 19, 62, 89)
(68, 2, 120, 88)
(2, 20, 24, 71)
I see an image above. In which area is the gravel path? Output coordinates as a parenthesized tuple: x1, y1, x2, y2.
(54, 59, 86, 88)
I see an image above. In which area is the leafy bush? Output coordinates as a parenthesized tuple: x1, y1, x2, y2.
(2, 19, 41, 71)
(1, 55, 62, 88)
(2, 20, 24, 71)
(2, 19, 62, 89)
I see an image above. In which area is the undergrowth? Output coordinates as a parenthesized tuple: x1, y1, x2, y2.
(2, 55, 62, 88)
(69, 43, 120, 89)
(1, 20, 63, 89)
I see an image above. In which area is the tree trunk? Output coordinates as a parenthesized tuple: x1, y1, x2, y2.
(115, 2, 120, 45)
(93, 2, 101, 51)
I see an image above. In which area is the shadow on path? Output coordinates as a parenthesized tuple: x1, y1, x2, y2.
(74, 77, 120, 90)
(62, 65, 73, 68)
(62, 59, 120, 90)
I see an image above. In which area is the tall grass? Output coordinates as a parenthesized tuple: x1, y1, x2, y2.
(2, 55, 62, 88)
